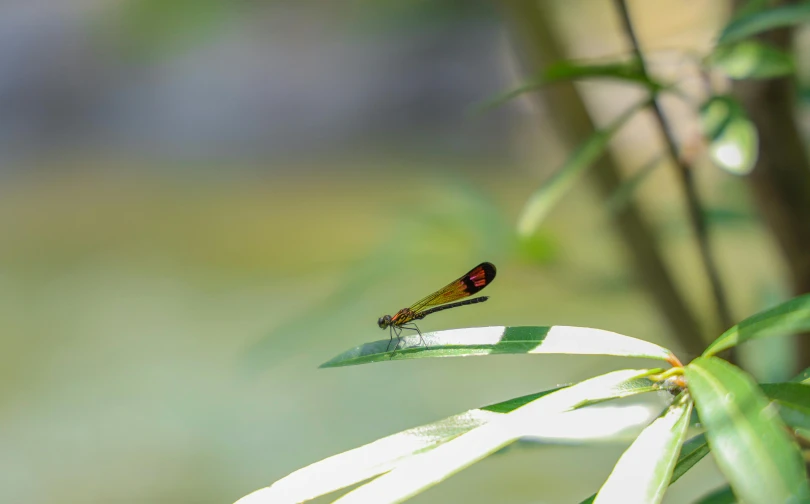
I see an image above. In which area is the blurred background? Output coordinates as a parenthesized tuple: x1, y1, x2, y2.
(2, 0, 804, 502)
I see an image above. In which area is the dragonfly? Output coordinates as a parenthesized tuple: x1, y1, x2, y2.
(377, 262, 497, 353)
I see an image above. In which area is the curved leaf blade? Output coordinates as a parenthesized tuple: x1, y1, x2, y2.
(685, 357, 810, 503)
(517, 101, 647, 236)
(321, 325, 674, 368)
(473, 59, 660, 114)
(703, 293, 810, 357)
(707, 40, 794, 79)
(579, 432, 709, 504)
(594, 393, 692, 504)
(333, 369, 657, 504)
(718, 3, 810, 45)
(234, 386, 565, 504)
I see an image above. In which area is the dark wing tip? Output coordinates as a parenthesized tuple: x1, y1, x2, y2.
(478, 262, 497, 282)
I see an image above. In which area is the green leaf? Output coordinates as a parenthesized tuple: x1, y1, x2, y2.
(694, 486, 737, 504)
(233, 386, 564, 504)
(516, 100, 648, 236)
(718, 3, 810, 45)
(703, 293, 810, 357)
(791, 365, 810, 384)
(237, 374, 661, 504)
(320, 325, 675, 368)
(699, 96, 758, 175)
(594, 393, 692, 504)
(669, 433, 710, 484)
(761, 382, 810, 430)
(332, 369, 658, 504)
(707, 40, 795, 79)
(684, 357, 810, 504)
(579, 433, 709, 504)
(473, 60, 660, 114)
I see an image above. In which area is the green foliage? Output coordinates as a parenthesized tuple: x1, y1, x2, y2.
(717, 2, 810, 45)
(707, 41, 795, 79)
(516, 100, 649, 237)
(237, 1, 810, 502)
(704, 293, 810, 357)
(685, 357, 810, 503)
(320, 325, 675, 367)
(239, 292, 810, 503)
(699, 95, 759, 175)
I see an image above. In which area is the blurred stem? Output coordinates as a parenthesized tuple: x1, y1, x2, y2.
(613, 0, 734, 337)
(497, 1, 706, 356)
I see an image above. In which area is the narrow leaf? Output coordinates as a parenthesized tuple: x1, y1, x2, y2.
(234, 387, 564, 504)
(703, 293, 810, 357)
(669, 433, 709, 484)
(694, 486, 737, 504)
(718, 3, 810, 45)
(579, 433, 709, 504)
(473, 60, 660, 113)
(761, 382, 810, 430)
(333, 369, 657, 504)
(517, 101, 647, 236)
(707, 40, 794, 79)
(685, 357, 810, 503)
(594, 393, 692, 504)
(321, 325, 675, 368)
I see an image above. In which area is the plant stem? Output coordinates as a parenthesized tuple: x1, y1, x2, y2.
(613, 0, 734, 335)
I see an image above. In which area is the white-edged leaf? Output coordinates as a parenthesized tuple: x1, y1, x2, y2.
(321, 325, 675, 368)
(685, 357, 810, 503)
(579, 432, 709, 504)
(233, 387, 563, 504)
(703, 293, 810, 357)
(517, 100, 647, 236)
(333, 369, 658, 504)
(594, 392, 692, 504)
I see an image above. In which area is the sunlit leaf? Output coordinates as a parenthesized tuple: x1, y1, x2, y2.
(516, 100, 648, 236)
(707, 40, 794, 79)
(233, 387, 562, 504)
(718, 3, 810, 45)
(700, 96, 758, 175)
(594, 393, 692, 504)
(473, 60, 660, 114)
(237, 373, 662, 504)
(685, 357, 810, 503)
(579, 432, 710, 504)
(703, 293, 810, 357)
(694, 485, 737, 504)
(332, 369, 657, 504)
(320, 325, 675, 368)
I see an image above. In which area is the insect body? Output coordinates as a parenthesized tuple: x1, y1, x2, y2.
(378, 262, 496, 353)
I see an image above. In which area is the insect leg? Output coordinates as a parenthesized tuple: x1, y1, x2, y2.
(401, 323, 428, 349)
(386, 326, 396, 352)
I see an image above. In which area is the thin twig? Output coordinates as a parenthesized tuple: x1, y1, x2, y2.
(613, 0, 734, 334)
